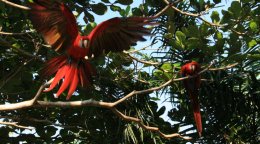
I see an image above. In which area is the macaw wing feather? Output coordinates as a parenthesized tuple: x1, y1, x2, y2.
(29, 0, 78, 52)
(88, 17, 157, 57)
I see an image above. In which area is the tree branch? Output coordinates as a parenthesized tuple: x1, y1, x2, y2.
(0, 0, 30, 10)
(163, 0, 249, 35)
(124, 41, 158, 54)
(0, 31, 30, 35)
(0, 61, 214, 140)
(0, 37, 42, 60)
(163, 0, 226, 27)
(0, 61, 215, 111)
(111, 108, 192, 140)
(126, 53, 160, 65)
(0, 116, 81, 129)
(0, 80, 51, 111)
(0, 59, 34, 90)
(208, 62, 239, 71)
(152, 4, 172, 18)
(0, 121, 34, 130)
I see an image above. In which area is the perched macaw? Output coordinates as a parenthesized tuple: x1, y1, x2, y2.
(181, 61, 202, 137)
(29, 0, 156, 99)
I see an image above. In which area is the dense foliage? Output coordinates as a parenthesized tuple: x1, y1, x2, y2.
(0, 0, 259, 143)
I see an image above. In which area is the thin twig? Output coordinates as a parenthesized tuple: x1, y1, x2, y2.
(111, 108, 192, 140)
(0, 121, 34, 130)
(152, 4, 172, 18)
(0, 59, 34, 89)
(163, 0, 226, 27)
(0, 37, 42, 60)
(0, 31, 30, 35)
(163, 0, 247, 35)
(0, 116, 81, 129)
(208, 62, 239, 71)
(0, 0, 30, 10)
(126, 53, 160, 65)
(124, 41, 158, 54)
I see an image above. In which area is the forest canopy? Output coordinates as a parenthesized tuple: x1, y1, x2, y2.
(0, 0, 259, 143)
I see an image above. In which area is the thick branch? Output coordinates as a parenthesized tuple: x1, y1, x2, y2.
(0, 61, 215, 111)
(0, 81, 48, 111)
(35, 100, 113, 109)
(0, 61, 214, 140)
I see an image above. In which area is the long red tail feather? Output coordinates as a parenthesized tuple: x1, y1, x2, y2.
(41, 55, 94, 99)
(44, 65, 68, 92)
(190, 91, 202, 137)
(56, 64, 76, 98)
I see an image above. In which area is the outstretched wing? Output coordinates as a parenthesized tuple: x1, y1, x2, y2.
(29, 0, 79, 52)
(87, 17, 156, 57)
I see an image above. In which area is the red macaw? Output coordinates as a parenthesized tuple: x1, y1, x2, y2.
(29, 0, 156, 100)
(181, 61, 202, 137)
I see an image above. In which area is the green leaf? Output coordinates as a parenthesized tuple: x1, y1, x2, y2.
(119, 6, 131, 17)
(161, 62, 173, 71)
(228, 54, 247, 61)
(220, 10, 232, 24)
(110, 5, 121, 12)
(187, 25, 199, 37)
(132, 7, 142, 16)
(46, 126, 57, 137)
(119, 9, 125, 17)
(213, 0, 221, 4)
(187, 37, 200, 49)
(84, 22, 97, 34)
(248, 39, 257, 48)
(215, 31, 223, 40)
(249, 21, 258, 32)
(116, 0, 133, 5)
(199, 23, 211, 36)
(229, 1, 241, 18)
(125, 5, 131, 16)
(12, 43, 21, 48)
(92, 3, 107, 15)
(175, 31, 186, 43)
(85, 11, 95, 22)
(211, 11, 220, 23)
(171, 39, 184, 49)
(157, 106, 166, 116)
(247, 54, 260, 60)
(167, 21, 176, 34)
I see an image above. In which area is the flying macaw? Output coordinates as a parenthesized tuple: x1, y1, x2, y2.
(29, 0, 156, 100)
(181, 61, 202, 137)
